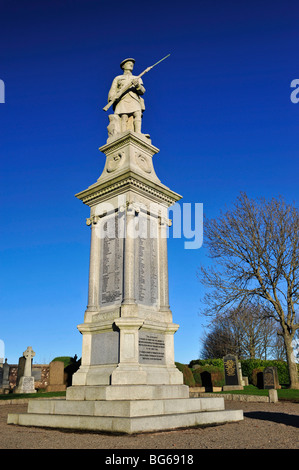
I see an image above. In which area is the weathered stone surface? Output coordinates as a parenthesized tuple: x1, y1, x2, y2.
(46, 361, 66, 392)
(263, 367, 280, 390)
(8, 82, 244, 431)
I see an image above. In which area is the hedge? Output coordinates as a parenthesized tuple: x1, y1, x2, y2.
(176, 362, 225, 387)
(51, 357, 74, 368)
(192, 365, 225, 387)
(188, 358, 299, 386)
(175, 362, 195, 387)
(189, 359, 224, 369)
(240, 359, 299, 385)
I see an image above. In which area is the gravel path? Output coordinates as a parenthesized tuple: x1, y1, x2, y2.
(0, 400, 298, 449)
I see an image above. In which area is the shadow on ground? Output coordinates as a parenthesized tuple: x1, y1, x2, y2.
(244, 411, 299, 428)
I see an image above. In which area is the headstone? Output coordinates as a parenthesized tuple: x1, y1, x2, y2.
(223, 355, 240, 386)
(15, 356, 26, 387)
(263, 366, 280, 390)
(14, 347, 37, 394)
(0, 359, 10, 392)
(46, 361, 66, 392)
(223, 354, 243, 391)
(3, 359, 10, 386)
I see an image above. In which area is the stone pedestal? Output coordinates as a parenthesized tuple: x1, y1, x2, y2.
(14, 376, 36, 394)
(8, 131, 243, 432)
(68, 132, 184, 394)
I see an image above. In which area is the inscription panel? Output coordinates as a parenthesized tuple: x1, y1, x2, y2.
(134, 215, 158, 306)
(139, 332, 165, 364)
(99, 213, 124, 306)
(223, 354, 240, 386)
(90, 331, 120, 365)
(22, 376, 35, 392)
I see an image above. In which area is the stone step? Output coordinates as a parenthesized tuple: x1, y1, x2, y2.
(27, 397, 225, 418)
(66, 384, 190, 401)
(7, 408, 243, 434)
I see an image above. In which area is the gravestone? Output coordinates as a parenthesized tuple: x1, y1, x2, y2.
(15, 356, 26, 387)
(31, 369, 42, 382)
(8, 57, 243, 432)
(14, 347, 36, 394)
(263, 366, 280, 390)
(1, 359, 10, 393)
(2, 359, 10, 388)
(223, 354, 243, 391)
(46, 361, 66, 392)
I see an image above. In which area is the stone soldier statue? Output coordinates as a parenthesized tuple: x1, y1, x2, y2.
(107, 58, 145, 134)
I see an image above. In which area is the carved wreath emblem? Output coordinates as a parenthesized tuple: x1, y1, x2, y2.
(224, 360, 236, 376)
(107, 152, 124, 172)
(136, 153, 151, 173)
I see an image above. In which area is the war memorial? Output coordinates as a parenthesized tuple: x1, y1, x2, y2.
(8, 57, 243, 433)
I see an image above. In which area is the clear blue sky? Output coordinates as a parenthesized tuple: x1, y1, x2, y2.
(0, 0, 298, 364)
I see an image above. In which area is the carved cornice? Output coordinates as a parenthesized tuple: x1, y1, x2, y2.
(76, 172, 182, 207)
(100, 131, 159, 156)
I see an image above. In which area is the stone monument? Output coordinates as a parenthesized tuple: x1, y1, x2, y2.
(223, 354, 244, 391)
(8, 58, 243, 432)
(263, 366, 280, 390)
(1, 359, 11, 393)
(13, 347, 36, 394)
(46, 361, 67, 392)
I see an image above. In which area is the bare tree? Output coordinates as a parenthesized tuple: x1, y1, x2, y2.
(230, 304, 277, 360)
(200, 303, 276, 360)
(200, 320, 240, 359)
(271, 328, 287, 361)
(198, 192, 299, 389)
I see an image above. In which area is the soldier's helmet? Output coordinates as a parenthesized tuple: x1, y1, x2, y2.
(120, 58, 135, 69)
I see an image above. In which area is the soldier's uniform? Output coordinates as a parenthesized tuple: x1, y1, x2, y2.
(108, 74, 145, 115)
(107, 58, 145, 134)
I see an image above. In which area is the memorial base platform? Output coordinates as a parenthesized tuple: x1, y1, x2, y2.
(8, 390, 243, 434)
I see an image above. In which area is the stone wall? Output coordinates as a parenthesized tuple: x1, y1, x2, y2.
(7, 364, 49, 391)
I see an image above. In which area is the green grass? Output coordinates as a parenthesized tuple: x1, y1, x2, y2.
(217, 385, 269, 396)
(276, 388, 299, 402)
(0, 391, 66, 400)
(214, 385, 299, 402)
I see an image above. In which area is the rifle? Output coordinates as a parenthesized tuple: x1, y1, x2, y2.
(103, 54, 170, 112)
